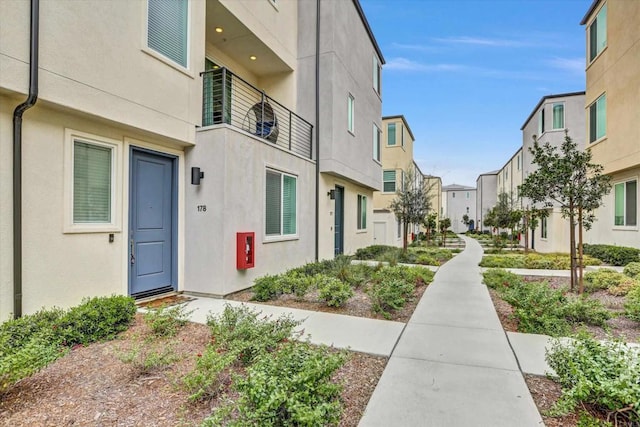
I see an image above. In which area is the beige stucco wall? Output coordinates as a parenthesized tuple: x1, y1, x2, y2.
(0, 0, 204, 146)
(534, 210, 571, 254)
(318, 175, 374, 260)
(425, 176, 442, 222)
(0, 98, 187, 320)
(372, 211, 401, 247)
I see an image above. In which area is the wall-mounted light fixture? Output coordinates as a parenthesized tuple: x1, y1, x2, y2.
(327, 189, 335, 199)
(191, 167, 204, 185)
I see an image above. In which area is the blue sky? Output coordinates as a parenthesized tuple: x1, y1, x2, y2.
(360, 0, 590, 187)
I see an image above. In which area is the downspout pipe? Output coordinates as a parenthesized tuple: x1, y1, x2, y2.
(314, 0, 320, 261)
(12, 0, 40, 319)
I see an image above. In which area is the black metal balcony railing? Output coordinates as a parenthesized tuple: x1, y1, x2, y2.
(200, 67, 313, 160)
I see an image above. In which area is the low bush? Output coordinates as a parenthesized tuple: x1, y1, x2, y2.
(317, 275, 354, 307)
(480, 253, 601, 270)
(480, 255, 525, 268)
(583, 244, 640, 266)
(482, 268, 523, 290)
(585, 269, 639, 296)
(368, 279, 415, 319)
(562, 297, 611, 327)
(251, 275, 284, 302)
(118, 343, 179, 377)
(205, 342, 345, 427)
(625, 285, 640, 322)
(143, 303, 193, 337)
(623, 262, 640, 279)
(546, 335, 640, 423)
(0, 295, 136, 393)
(183, 345, 236, 401)
(354, 245, 397, 260)
(206, 305, 300, 366)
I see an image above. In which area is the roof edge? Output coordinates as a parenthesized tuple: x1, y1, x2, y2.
(352, 0, 385, 64)
(520, 91, 586, 130)
(580, 0, 603, 25)
(382, 114, 416, 141)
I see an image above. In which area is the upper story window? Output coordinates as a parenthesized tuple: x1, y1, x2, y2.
(452, 192, 456, 198)
(537, 107, 545, 135)
(387, 122, 396, 146)
(147, 0, 189, 68)
(347, 94, 355, 134)
(466, 192, 470, 199)
(614, 179, 637, 227)
(552, 103, 565, 129)
(517, 155, 521, 170)
(589, 93, 606, 143)
(373, 124, 381, 162)
(589, 3, 607, 62)
(373, 56, 381, 95)
(383, 170, 396, 192)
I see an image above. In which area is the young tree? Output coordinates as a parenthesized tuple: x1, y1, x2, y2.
(424, 212, 438, 243)
(520, 206, 548, 254)
(485, 192, 522, 246)
(519, 132, 611, 293)
(389, 165, 433, 251)
(439, 217, 451, 247)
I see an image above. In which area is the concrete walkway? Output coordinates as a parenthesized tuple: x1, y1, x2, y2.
(359, 235, 544, 426)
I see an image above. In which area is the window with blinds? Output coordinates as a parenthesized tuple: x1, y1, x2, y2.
(73, 140, 112, 223)
(383, 170, 396, 192)
(266, 170, 297, 237)
(148, 0, 189, 68)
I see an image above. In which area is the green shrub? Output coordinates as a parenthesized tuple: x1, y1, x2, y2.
(546, 335, 640, 422)
(55, 295, 137, 346)
(0, 307, 65, 354)
(183, 345, 235, 401)
(368, 279, 415, 319)
(576, 412, 613, 427)
(562, 297, 611, 327)
(583, 244, 640, 266)
(624, 285, 640, 322)
(289, 258, 339, 277)
(205, 342, 345, 427)
(317, 275, 353, 307)
(481, 268, 523, 290)
(585, 269, 639, 296)
(251, 275, 283, 301)
(354, 245, 398, 260)
(503, 282, 571, 336)
(479, 255, 525, 268)
(623, 262, 640, 279)
(371, 265, 433, 285)
(118, 342, 179, 376)
(0, 336, 66, 393)
(207, 305, 300, 366)
(143, 303, 193, 337)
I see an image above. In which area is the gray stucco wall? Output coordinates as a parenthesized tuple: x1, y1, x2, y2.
(476, 174, 497, 231)
(185, 126, 316, 296)
(445, 188, 477, 233)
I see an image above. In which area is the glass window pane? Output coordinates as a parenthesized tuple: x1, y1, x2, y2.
(148, 0, 188, 67)
(383, 170, 396, 192)
(614, 182, 625, 226)
(596, 94, 606, 140)
(597, 5, 607, 54)
(552, 103, 564, 129)
(265, 171, 281, 235)
(626, 180, 637, 226)
(347, 96, 354, 133)
(73, 141, 111, 223)
(388, 123, 396, 145)
(283, 175, 296, 234)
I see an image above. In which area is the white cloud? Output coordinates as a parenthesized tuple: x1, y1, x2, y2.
(432, 36, 531, 48)
(389, 42, 440, 53)
(546, 57, 584, 75)
(385, 57, 465, 72)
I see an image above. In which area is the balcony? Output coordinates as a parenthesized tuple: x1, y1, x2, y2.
(200, 67, 313, 160)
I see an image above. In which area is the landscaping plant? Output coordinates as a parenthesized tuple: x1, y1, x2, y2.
(583, 244, 640, 267)
(143, 303, 193, 337)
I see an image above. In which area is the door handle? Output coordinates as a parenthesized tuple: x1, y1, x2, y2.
(130, 238, 135, 264)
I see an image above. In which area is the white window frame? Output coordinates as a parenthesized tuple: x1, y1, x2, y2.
(589, 93, 607, 143)
(347, 94, 355, 134)
(357, 194, 367, 230)
(383, 170, 396, 193)
(613, 178, 638, 228)
(144, 0, 192, 74)
(387, 122, 396, 146)
(588, 3, 607, 63)
(373, 56, 381, 95)
(537, 107, 545, 136)
(264, 168, 298, 241)
(552, 102, 565, 130)
(372, 124, 381, 162)
(63, 129, 121, 233)
(541, 216, 548, 239)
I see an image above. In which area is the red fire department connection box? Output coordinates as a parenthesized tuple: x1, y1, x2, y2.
(236, 232, 255, 269)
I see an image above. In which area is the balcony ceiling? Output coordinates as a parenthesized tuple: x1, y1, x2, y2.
(205, 0, 291, 76)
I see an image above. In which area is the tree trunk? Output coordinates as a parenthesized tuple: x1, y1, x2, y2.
(578, 206, 584, 295)
(523, 212, 529, 254)
(402, 222, 409, 252)
(568, 204, 577, 292)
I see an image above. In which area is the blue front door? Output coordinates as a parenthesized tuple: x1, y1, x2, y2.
(129, 149, 177, 297)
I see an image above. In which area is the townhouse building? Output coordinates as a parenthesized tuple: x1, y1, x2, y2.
(0, 0, 383, 319)
(372, 115, 416, 247)
(475, 170, 499, 233)
(442, 184, 476, 234)
(425, 174, 443, 224)
(520, 92, 586, 252)
(582, 0, 639, 248)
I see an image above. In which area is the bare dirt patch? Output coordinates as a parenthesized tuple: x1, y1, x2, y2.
(0, 314, 386, 427)
(227, 281, 428, 323)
